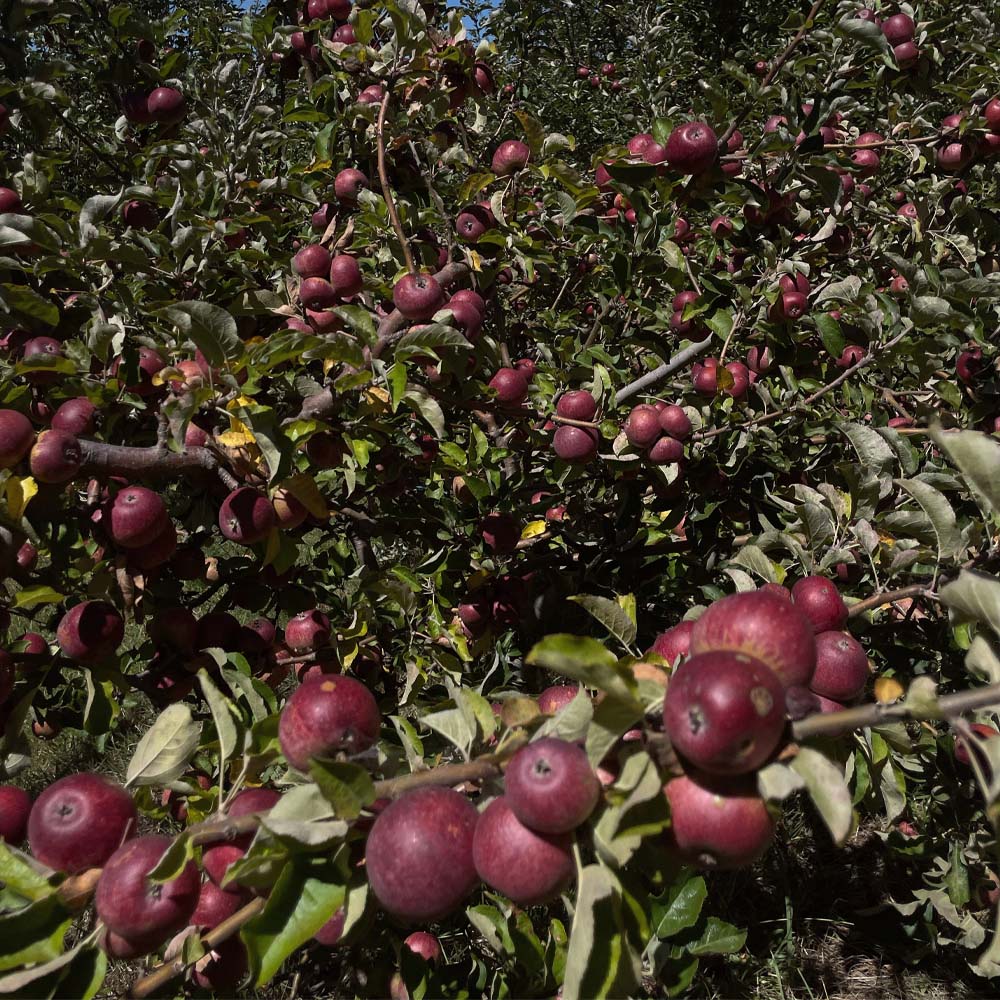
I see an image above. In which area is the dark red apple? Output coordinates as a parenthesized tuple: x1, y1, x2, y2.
(658, 404, 691, 439)
(790, 575, 848, 633)
(664, 773, 774, 870)
(480, 513, 519, 553)
(293, 244, 332, 278)
(334, 168, 369, 204)
(56, 601, 125, 663)
(393, 271, 445, 320)
(104, 486, 169, 548)
(650, 620, 694, 665)
(0, 785, 31, 844)
(279, 675, 380, 771)
(491, 139, 530, 175)
(553, 425, 598, 463)
(329, 254, 363, 297)
(284, 609, 331, 652)
(365, 787, 479, 921)
(538, 685, 584, 715)
(191, 879, 250, 929)
(811, 630, 868, 701)
(893, 41, 919, 67)
(51, 397, 96, 435)
(665, 122, 718, 175)
(95, 834, 200, 944)
(147, 86, 186, 123)
(489, 368, 529, 405)
(690, 590, 817, 688)
(472, 796, 573, 905)
(624, 405, 661, 448)
(663, 651, 786, 775)
(0, 186, 22, 213)
(313, 908, 345, 946)
(504, 737, 600, 833)
(557, 391, 597, 421)
(881, 12, 914, 44)
(218, 487, 276, 545)
(29, 430, 81, 484)
(28, 773, 136, 872)
(148, 607, 198, 654)
(0, 409, 34, 468)
(957, 348, 984, 383)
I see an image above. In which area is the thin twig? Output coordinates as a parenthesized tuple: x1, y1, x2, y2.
(376, 90, 415, 274)
(617, 336, 714, 405)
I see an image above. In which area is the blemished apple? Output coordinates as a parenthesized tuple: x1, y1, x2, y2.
(649, 620, 694, 665)
(538, 684, 584, 715)
(56, 600, 125, 663)
(663, 651, 786, 775)
(218, 486, 276, 545)
(472, 796, 574, 905)
(278, 675, 381, 771)
(690, 590, 817, 688)
(504, 737, 601, 833)
(664, 773, 774, 870)
(95, 834, 200, 944)
(27, 772, 137, 872)
(365, 786, 479, 921)
(791, 575, 849, 633)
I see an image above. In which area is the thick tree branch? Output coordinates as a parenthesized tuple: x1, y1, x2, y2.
(78, 440, 239, 489)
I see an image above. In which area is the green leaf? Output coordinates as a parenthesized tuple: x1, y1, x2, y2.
(568, 595, 637, 649)
(0, 895, 72, 973)
(0, 285, 60, 327)
(593, 754, 669, 866)
(791, 746, 853, 845)
(910, 295, 951, 324)
(941, 570, 1000, 636)
(562, 865, 641, 1000)
(584, 694, 642, 769)
(0, 938, 90, 995)
(0, 844, 53, 904)
(162, 301, 243, 365)
(46, 945, 107, 1000)
(931, 426, 1000, 520)
(895, 478, 962, 562)
(688, 917, 747, 956)
(260, 784, 348, 847)
(403, 385, 446, 439)
(526, 635, 640, 707)
(198, 670, 240, 770)
(147, 832, 194, 884)
(840, 422, 895, 477)
(652, 872, 707, 938)
(12, 586, 64, 610)
(125, 704, 201, 788)
(309, 760, 375, 820)
(815, 312, 845, 358)
(242, 853, 347, 986)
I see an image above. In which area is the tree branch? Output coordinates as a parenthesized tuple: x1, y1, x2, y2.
(376, 90, 416, 275)
(847, 584, 935, 618)
(616, 336, 713, 405)
(78, 440, 239, 489)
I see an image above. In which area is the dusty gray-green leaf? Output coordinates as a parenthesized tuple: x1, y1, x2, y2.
(757, 761, 806, 802)
(125, 704, 201, 788)
(790, 746, 853, 845)
(402, 385, 446, 438)
(0, 895, 72, 975)
(162, 301, 242, 365)
(198, 670, 240, 769)
(931, 426, 1000, 521)
(966, 635, 1000, 684)
(840, 423, 895, 477)
(895, 478, 962, 562)
(941, 570, 1000, 636)
(568, 594, 637, 649)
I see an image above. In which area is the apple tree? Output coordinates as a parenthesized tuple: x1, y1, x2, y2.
(1, 0, 1000, 996)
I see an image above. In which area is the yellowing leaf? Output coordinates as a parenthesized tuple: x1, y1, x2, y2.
(280, 474, 328, 520)
(262, 527, 281, 567)
(874, 676, 905, 704)
(521, 520, 547, 539)
(152, 365, 183, 387)
(2, 475, 37, 520)
(468, 250, 483, 272)
(360, 386, 391, 415)
(218, 422, 256, 447)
